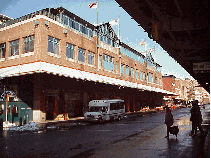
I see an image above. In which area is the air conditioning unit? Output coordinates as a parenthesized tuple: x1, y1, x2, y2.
(34, 20, 39, 26)
(63, 29, 67, 34)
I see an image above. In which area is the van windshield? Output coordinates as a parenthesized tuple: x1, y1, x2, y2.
(89, 107, 106, 112)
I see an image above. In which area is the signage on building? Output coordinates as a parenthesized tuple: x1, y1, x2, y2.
(193, 62, 210, 73)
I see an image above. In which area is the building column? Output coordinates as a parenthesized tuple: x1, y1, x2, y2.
(33, 74, 45, 122)
(132, 95, 136, 112)
(125, 96, 130, 112)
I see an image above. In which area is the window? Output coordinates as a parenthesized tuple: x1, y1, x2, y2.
(88, 51, 94, 65)
(0, 43, 5, 59)
(121, 64, 124, 74)
(136, 69, 139, 79)
(126, 66, 129, 76)
(66, 43, 74, 59)
(48, 36, 59, 54)
(78, 47, 85, 62)
(149, 72, 153, 82)
(130, 67, 134, 77)
(140, 71, 142, 80)
(99, 55, 102, 68)
(63, 16, 68, 26)
(75, 22, 79, 31)
(155, 77, 157, 84)
(23, 35, 34, 53)
(143, 72, 146, 81)
(9, 39, 19, 56)
(88, 29, 93, 37)
(103, 54, 114, 71)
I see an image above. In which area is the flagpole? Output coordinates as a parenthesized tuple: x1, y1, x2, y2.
(97, 0, 99, 71)
(118, 15, 120, 40)
(97, 0, 99, 24)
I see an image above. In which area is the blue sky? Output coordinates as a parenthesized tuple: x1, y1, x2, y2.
(0, 0, 193, 80)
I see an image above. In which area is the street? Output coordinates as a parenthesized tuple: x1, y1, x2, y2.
(0, 105, 209, 158)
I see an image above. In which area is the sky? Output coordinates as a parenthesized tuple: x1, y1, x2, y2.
(0, 0, 194, 80)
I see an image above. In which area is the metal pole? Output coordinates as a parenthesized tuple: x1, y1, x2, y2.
(4, 85, 7, 122)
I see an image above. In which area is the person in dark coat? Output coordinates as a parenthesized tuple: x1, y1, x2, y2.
(165, 107, 174, 139)
(189, 100, 204, 136)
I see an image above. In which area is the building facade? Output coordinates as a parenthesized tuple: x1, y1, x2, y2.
(0, 7, 172, 123)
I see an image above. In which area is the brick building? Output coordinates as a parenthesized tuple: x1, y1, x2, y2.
(0, 7, 172, 123)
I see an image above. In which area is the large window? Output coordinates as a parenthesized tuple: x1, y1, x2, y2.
(88, 51, 94, 65)
(62, 15, 93, 37)
(143, 72, 146, 81)
(0, 43, 5, 59)
(9, 39, 19, 57)
(23, 35, 34, 53)
(48, 36, 59, 54)
(121, 64, 124, 74)
(66, 43, 74, 59)
(126, 65, 129, 76)
(78, 47, 85, 62)
(149, 72, 153, 82)
(120, 46, 144, 64)
(130, 67, 134, 77)
(99, 55, 102, 68)
(103, 54, 114, 71)
(136, 69, 139, 79)
(140, 71, 142, 80)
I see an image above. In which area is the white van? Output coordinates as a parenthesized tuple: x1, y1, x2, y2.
(84, 99, 125, 122)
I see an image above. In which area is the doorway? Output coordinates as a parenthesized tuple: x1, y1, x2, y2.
(46, 96, 55, 120)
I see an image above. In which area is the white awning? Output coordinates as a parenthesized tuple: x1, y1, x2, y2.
(0, 61, 174, 95)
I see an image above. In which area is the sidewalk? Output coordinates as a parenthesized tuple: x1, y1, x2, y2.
(89, 112, 210, 158)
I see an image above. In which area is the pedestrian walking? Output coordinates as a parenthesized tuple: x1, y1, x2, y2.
(189, 100, 204, 136)
(164, 107, 174, 139)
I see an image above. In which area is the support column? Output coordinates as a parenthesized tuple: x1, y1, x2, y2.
(132, 95, 136, 112)
(125, 96, 130, 112)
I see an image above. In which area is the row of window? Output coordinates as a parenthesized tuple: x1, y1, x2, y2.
(62, 15, 93, 38)
(0, 35, 34, 59)
(120, 46, 145, 64)
(0, 35, 161, 85)
(98, 34, 118, 47)
(120, 63, 161, 83)
(48, 36, 160, 82)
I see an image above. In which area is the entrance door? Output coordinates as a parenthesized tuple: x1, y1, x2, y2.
(46, 96, 54, 120)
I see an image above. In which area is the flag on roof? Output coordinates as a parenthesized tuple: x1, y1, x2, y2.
(109, 19, 119, 26)
(88, 1, 98, 9)
(139, 39, 146, 45)
(139, 41, 145, 45)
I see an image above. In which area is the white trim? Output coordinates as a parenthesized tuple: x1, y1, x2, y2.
(21, 52, 34, 57)
(0, 58, 5, 62)
(47, 52, 61, 58)
(7, 55, 20, 60)
(0, 61, 175, 95)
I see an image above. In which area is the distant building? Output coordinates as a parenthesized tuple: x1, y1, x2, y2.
(162, 75, 210, 106)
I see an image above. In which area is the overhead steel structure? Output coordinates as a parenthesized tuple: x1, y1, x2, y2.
(115, 0, 210, 93)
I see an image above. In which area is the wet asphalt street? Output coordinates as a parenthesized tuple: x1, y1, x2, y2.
(0, 105, 209, 158)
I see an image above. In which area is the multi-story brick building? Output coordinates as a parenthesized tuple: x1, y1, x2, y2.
(163, 75, 210, 106)
(0, 7, 171, 123)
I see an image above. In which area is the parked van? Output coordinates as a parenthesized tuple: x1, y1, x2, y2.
(84, 99, 125, 122)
